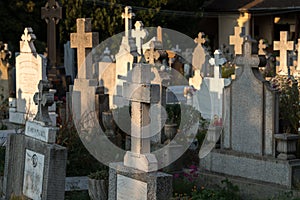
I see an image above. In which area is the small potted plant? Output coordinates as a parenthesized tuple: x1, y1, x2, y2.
(88, 169, 109, 200)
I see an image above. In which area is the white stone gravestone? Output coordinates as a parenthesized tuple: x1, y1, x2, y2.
(9, 28, 56, 125)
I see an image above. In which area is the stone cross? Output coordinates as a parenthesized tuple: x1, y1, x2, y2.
(157, 26, 162, 42)
(297, 39, 300, 70)
(236, 38, 260, 68)
(70, 18, 99, 79)
(229, 26, 245, 55)
(104, 47, 110, 55)
(20, 27, 36, 53)
(144, 41, 160, 64)
(33, 80, 54, 126)
(209, 49, 226, 78)
(0, 43, 12, 66)
(194, 32, 206, 46)
(172, 44, 181, 53)
(132, 21, 148, 55)
(258, 39, 267, 55)
(122, 6, 135, 37)
(41, 0, 62, 67)
(273, 31, 294, 74)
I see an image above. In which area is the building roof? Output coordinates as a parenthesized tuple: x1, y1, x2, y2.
(204, 0, 300, 14)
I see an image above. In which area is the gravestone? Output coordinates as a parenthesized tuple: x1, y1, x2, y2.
(114, 6, 138, 108)
(0, 42, 11, 118)
(109, 63, 172, 200)
(3, 80, 67, 200)
(192, 32, 211, 77)
(71, 18, 100, 121)
(96, 47, 115, 109)
(273, 31, 294, 75)
(151, 67, 171, 143)
(64, 41, 75, 81)
(41, 0, 62, 80)
(200, 36, 300, 189)
(201, 49, 230, 119)
(9, 28, 56, 125)
(189, 32, 211, 89)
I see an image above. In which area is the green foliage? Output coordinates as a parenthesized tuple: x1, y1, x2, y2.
(269, 191, 300, 200)
(190, 179, 240, 200)
(0, 147, 5, 176)
(222, 63, 235, 78)
(88, 169, 109, 180)
(270, 75, 300, 133)
(56, 124, 105, 176)
(65, 191, 90, 200)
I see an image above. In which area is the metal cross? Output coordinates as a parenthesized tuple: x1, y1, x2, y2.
(132, 21, 148, 55)
(229, 26, 245, 55)
(144, 41, 160, 64)
(70, 18, 99, 79)
(33, 80, 54, 126)
(122, 6, 135, 37)
(41, 0, 62, 68)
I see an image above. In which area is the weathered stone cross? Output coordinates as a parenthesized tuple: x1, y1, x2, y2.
(132, 21, 148, 55)
(122, 6, 135, 37)
(41, 0, 62, 67)
(209, 49, 226, 78)
(144, 41, 160, 64)
(273, 31, 294, 74)
(258, 39, 267, 55)
(236, 38, 260, 69)
(229, 26, 245, 55)
(21, 27, 36, 53)
(194, 32, 206, 46)
(70, 18, 99, 79)
(33, 80, 54, 125)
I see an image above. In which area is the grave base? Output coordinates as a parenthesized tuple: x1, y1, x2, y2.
(9, 111, 57, 126)
(200, 149, 300, 189)
(108, 162, 172, 200)
(198, 170, 300, 200)
(3, 134, 67, 200)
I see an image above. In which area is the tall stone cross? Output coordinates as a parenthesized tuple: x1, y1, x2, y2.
(70, 18, 99, 79)
(20, 27, 36, 53)
(229, 26, 245, 55)
(236, 38, 260, 70)
(273, 31, 294, 75)
(258, 39, 267, 55)
(144, 41, 160, 64)
(41, 0, 62, 67)
(209, 49, 226, 78)
(132, 21, 148, 55)
(122, 6, 135, 37)
(33, 80, 54, 126)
